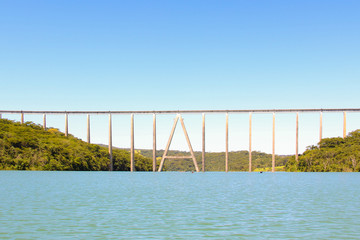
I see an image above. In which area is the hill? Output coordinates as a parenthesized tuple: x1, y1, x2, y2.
(285, 130, 360, 172)
(0, 119, 152, 171)
(142, 149, 290, 171)
(100, 147, 290, 172)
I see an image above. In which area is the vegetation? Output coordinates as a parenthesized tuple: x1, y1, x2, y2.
(0, 119, 152, 171)
(2, 118, 360, 172)
(285, 130, 360, 172)
(137, 149, 289, 172)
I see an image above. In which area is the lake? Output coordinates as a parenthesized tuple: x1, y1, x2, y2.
(0, 171, 359, 239)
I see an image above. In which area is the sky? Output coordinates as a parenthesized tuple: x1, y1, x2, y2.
(1, 0, 360, 155)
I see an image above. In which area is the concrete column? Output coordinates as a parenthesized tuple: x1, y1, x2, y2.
(272, 112, 275, 173)
(202, 113, 205, 172)
(153, 114, 156, 172)
(343, 111, 347, 138)
(249, 112, 252, 172)
(296, 112, 299, 162)
(109, 114, 113, 171)
(43, 114, 46, 130)
(21, 113, 24, 124)
(65, 113, 68, 137)
(158, 115, 179, 172)
(225, 113, 229, 172)
(179, 116, 200, 172)
(0, 114, 2, 119)
(319, 112, 323, 142)
(130, 114, 134, 172)
(87, 114, 90, 144)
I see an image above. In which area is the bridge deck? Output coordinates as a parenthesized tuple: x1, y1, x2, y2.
(1, 108, 360, 115)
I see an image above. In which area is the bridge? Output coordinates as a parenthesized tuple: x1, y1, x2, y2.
(1, 108, 359, 172)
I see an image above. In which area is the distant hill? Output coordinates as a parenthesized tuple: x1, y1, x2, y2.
(98, 145, 290, 172)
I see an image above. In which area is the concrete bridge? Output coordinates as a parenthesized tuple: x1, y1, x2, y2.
(1, 108, 359, 172)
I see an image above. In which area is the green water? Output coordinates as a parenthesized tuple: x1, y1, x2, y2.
(0, 171, 359, 239)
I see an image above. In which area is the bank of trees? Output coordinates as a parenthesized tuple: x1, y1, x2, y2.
(139, 149, 289, 172)
(2, 118, 360, 172)
(0, 119, 152, 171)
(285, 130, 360, 172)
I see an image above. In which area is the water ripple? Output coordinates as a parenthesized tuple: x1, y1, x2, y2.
(0, 172, 360, 239)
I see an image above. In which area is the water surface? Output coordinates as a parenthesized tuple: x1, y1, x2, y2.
(0, 171, 359, 239)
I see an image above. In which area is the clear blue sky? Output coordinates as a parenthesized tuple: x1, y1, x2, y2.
(1, 0, 360, 154)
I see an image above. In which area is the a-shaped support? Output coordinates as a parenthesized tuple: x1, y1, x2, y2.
(158, 114, 199, 172)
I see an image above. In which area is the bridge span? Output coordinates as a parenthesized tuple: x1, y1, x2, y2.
(1, 108, 359, 172)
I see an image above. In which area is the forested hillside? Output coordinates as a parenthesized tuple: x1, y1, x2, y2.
(138, 149, 289, 171)
(285, 130, 360, 172)
(0, 119, 152, 171)
(2, 118, 359, 172)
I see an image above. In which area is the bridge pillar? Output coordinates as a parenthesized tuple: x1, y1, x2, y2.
(296, 112, 299, 162)
(153, 114, 156, 172)
(202, 113, 205, 172)
(343, 111, 347, 138)
(130, 114, 134, 172)
(0, 113, 2, 119)
(43, 114, 46, 130)
(272, 112, 275, 172)
(319, 112, 323, 142)
(65, 113, 68, 136)
(21, 113, 24, 124)
(249, 112, 252, 172)
(109, 114, 113, 171)
(87, 114, 90, 143)
(158, 115, 179, 172)
(179, 116, 199, 172)
(225, 113, 229, 172)
(158, 115, 199, 172)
